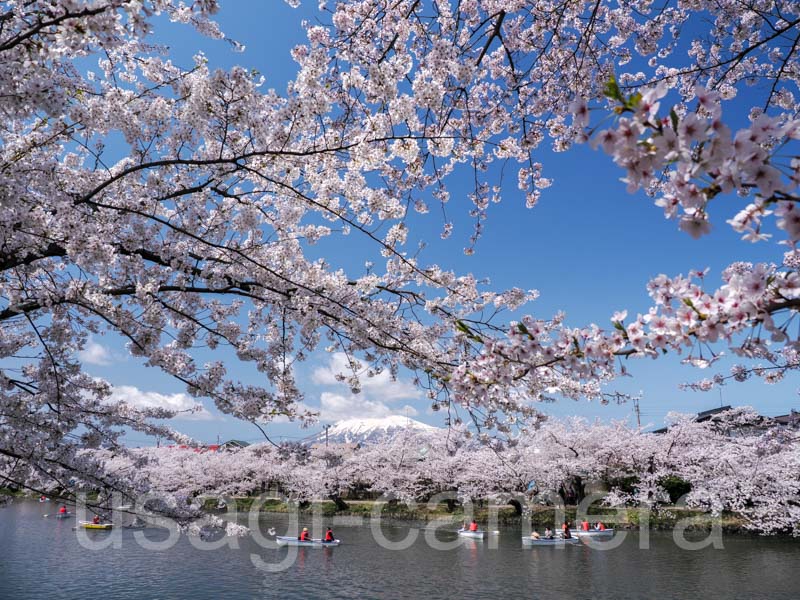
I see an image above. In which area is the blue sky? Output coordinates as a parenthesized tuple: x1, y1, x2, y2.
(85, 1, 798, 445)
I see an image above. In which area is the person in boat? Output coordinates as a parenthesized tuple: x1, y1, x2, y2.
(580, 519, 590, 531)
(543, 527, 554, 539)
(468, 520, 479, 532)
(40, 495, 47, 502)
(562, 521, 572, 539)
(324, 528, 335, 543)
(299, 527, 311, 542)
(58, 505, 67, 515)
(92, 515, 101, 525)
(530, 530, 541, 540)
(595, 521, 607, 531)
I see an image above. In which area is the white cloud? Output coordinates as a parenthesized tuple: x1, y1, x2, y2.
(310, 353, 422, 422)
(317, 392, 420, 422)
(78, 339, 114, 366)
(311, 353, 421, 401)
(109, 385, 215, 421)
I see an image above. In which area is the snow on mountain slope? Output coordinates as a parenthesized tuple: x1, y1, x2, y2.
(312, 415, 438, 445)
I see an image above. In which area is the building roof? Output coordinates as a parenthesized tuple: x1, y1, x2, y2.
(651, 406, 798, 433)
(694, 406, 732, 421)
(773, 410, 800, 428)
(220, 440, 250, 448)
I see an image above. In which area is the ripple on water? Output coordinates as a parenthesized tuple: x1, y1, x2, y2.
(1, 501, 798, 599)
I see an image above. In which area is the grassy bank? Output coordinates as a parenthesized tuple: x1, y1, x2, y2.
(204, 497, 748, 532)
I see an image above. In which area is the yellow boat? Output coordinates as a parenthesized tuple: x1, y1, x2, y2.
(79, 520, 113, 530)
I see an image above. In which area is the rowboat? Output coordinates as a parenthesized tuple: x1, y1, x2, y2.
(571, 528, 614, 539)
(79, 521, 113, 530)
(457, 529, 487, 539)
(275, 535, 340, 547)
(54, 512, 72, 519)
(521, 536, 580, 546)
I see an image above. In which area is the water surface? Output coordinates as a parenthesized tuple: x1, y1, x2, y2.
(1, 500, 798, 599)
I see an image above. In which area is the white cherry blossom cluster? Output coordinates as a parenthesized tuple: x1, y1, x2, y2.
(76, 409, 799, 534)
(576, 83, 800, 242)
(3, 0, 800, 499)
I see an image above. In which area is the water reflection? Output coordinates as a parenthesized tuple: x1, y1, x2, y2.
(0, 500, 798, 599)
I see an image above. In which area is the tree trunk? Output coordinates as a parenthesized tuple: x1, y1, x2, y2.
(329, 494, 349, 511)
(558, 476, 586, 505)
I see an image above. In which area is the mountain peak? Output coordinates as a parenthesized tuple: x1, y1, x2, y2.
(314, 415, 437, 445)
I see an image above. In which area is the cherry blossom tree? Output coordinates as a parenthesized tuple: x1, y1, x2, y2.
(279, 0, 800, 429)
(79, 410, 797, 533)
(633, 408, 800, 534)
(2, 0, 799, 504)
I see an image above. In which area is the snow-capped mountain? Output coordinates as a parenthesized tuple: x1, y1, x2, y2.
(309, 415, 438, 445)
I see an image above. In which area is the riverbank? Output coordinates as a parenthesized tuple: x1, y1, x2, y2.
(209, 498, 750, 533)
(13, 492, 753, 533)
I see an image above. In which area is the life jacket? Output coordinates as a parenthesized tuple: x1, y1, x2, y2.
(299, 531, 310, 541)
(59, 507, 66, 514)
(469, 522, 478, 532)
(581, 521, 590, 531)
(324, 531, 334, 542)
(598, 523, 606, 531)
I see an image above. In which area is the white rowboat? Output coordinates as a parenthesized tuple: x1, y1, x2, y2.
(457, 529, 487, 539)
(275, 535, 340, 547)
(571, 528, 614, 539)
(521, 536, 580, 546)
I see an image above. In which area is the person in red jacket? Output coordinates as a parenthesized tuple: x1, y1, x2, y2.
(324, 528, 335, 542)
(92, 515, 101, 524)
(562, 520, 572, 539)
(581, 519, 590, 531)
(596, 521, 607, 531)
(299, 527, 310, 541)
(468, 520, 479, 532)
(58, 505, 67, 515)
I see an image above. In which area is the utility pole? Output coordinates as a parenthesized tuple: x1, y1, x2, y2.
(633, 398, 641, 428)
(324, 424, 330, 448)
